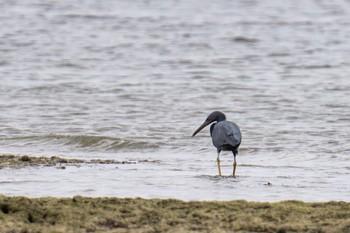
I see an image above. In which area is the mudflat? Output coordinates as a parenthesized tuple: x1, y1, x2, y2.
(0, 154, 157, 169)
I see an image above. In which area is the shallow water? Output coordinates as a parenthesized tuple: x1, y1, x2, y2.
(1, 0, 350, 201)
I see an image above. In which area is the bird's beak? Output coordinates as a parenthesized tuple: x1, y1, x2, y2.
(192, 120, 211, 137)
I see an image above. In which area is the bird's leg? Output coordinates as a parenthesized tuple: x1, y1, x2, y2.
(233, 152, 237, 178)
(217, 151, 222, 176)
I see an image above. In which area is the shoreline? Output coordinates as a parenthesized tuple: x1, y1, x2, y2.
(0, 195, 349, 233)
(0, 154, 159, 169)
(1, 154, 350, 232)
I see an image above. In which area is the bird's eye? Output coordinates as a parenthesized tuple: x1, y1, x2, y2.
(207, 117, 211, 121)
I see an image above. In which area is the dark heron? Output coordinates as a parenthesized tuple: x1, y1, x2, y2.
(192, 111, 242, 177)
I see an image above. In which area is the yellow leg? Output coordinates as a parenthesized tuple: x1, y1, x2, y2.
(233, 153, 237, 177)
(233, 162, 237, 177)
(217, 159, 222, 176)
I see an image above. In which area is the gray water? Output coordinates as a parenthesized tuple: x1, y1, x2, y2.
(1, 0, 350, 201)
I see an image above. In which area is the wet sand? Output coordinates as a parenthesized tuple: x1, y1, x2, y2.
(0, 195, 349, 233)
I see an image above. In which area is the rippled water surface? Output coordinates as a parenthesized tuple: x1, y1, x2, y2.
(1, 0, 350, 201)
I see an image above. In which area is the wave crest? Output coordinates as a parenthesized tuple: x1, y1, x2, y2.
(3, 134, 159, 152)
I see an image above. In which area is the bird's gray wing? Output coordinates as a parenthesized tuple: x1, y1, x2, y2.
(223, 121, 241, 146)
(225, 122, 241, 146)
(212, 121, 241, 148)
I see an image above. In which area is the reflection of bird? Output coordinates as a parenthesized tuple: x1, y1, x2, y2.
(192, 111, 242, 177)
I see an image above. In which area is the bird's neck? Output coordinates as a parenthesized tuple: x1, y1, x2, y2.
(217, 115, 226, 122)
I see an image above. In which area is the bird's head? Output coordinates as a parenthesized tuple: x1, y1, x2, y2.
(192, 111, 226, 137)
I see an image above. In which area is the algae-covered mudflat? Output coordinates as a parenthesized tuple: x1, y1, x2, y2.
(0, 154, 158, 169)
(0, 195, 349, 233)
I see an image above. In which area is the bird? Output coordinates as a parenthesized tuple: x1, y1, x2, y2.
(192, 111, 242, 177)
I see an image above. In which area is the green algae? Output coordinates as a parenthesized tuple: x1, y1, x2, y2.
(0, 195, 349, 233)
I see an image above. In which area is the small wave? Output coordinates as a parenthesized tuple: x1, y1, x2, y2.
(197, 174, 240, 181)
(231, 36, 259, 43)
(3, 134, 159, 152)
(62, 14, 117, 20)
(267, 52, 290, 57)
(286, 64, 333, 69)
(56, 62, 87, 69)
(0, 61, 9, 66)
